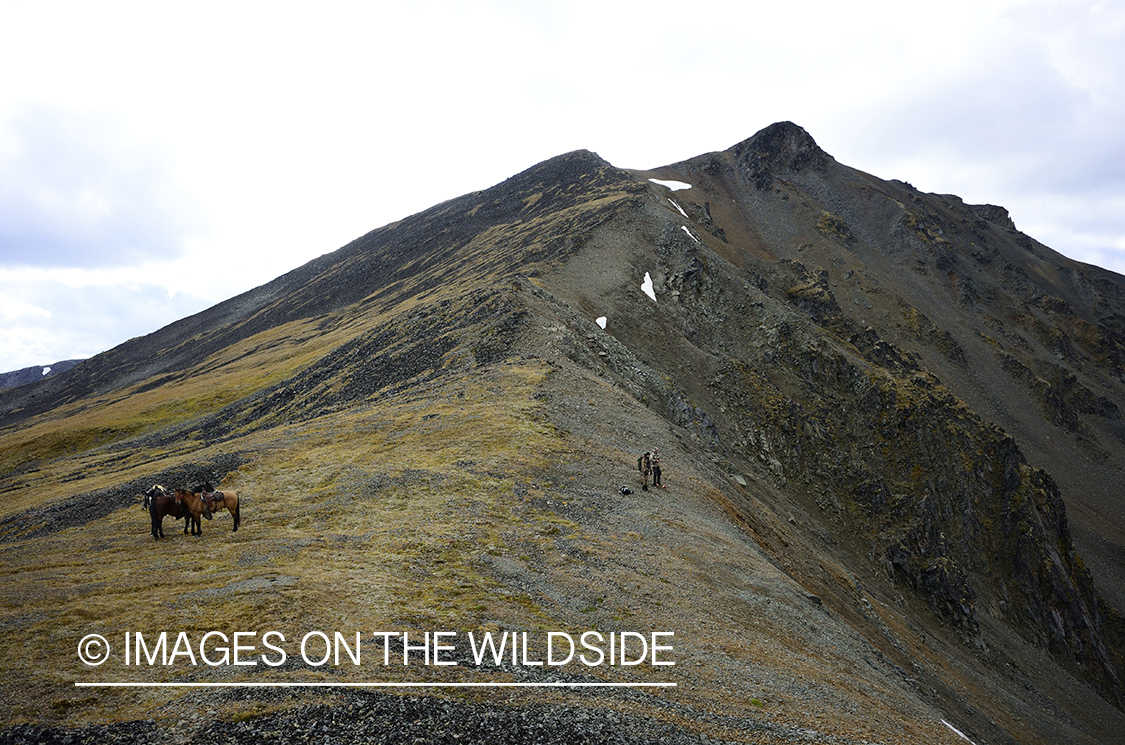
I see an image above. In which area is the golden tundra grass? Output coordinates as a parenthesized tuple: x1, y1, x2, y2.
(0, 316, 342, 516)
(0, 355, 980, 743)
(0, 360, 575, 725)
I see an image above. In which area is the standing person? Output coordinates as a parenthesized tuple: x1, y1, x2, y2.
(651, 447, 664, 488)
(638, 451, 652, 491)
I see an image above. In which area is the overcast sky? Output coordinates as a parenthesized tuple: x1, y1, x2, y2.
(1, 0, 1123, 372)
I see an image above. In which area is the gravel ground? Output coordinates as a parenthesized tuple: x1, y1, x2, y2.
(0, 688, 873, 745)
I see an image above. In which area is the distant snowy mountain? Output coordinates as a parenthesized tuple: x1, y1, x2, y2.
(0, 359, 82, 391)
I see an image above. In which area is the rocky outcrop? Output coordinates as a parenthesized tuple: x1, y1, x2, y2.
(730, 121, 831, 190)
(970, 203, 1018, 231)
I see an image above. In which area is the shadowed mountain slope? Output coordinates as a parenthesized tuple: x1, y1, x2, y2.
(0, 150, 636, 425)
(1, 123, 1124, 745)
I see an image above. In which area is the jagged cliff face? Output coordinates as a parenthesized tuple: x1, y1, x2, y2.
(563, 122, 1125, 702)
(511, 122, 1125, 714)
(2, 123, 1124, 744)
(621, 123, 1125, 703)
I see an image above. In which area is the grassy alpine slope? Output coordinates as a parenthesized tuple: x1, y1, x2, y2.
(1, 124, 1124, 744)
(0, 355, 997, 745)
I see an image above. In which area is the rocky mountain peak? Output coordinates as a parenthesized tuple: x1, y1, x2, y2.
(729, 121, 830, 187)
(498, 148, 615, 191)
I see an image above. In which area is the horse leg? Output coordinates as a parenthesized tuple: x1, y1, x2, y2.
(233, 500, 240, 531)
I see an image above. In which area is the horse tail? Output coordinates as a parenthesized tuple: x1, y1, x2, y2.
(233, 497, 240, 531)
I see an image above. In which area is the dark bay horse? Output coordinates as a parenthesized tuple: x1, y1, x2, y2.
(146, 484, 185, 540)
(173, 488, 212, 536)
(195, 483, 241, 531)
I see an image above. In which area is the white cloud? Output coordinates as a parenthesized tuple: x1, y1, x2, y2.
(0, 271, 205, 371)
(818, 0, 1125, 270)
(0, 297, 51, 321)
(0, 106, 206, 269)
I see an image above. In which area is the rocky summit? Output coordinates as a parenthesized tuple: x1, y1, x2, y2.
(1, 122, 1124, 745)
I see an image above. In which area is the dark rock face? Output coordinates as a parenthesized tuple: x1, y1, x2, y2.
(613, 123, 1125, 712)
(970, 203, 1018, 231)
(650, 245, 1121, 701)
(731, 121, 831, 189)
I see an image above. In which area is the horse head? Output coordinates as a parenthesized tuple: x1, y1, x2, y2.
(187, 489, 214, 520)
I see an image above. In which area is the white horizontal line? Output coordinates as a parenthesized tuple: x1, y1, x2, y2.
(75, 681, 677, 688)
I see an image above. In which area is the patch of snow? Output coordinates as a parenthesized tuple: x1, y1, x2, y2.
(596, 316, 607, 329)
(668, 199, 688, 219)
(681, 225, 700, 243)
(940, 720, 977, 745)
(41, 366, 51, 376)
(641, 272, 657, 302)
(649, 178, 691, 191)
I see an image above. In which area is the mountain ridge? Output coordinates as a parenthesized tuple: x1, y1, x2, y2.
(2, 122, 1124, 744)
(0, 359, 82, 392)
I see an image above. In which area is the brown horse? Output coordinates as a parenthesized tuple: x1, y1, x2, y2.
(194, 483, 241, 531)
(146, 484, 185, 540)
(209, 490, 241, 531)
(173, 488, 213, 536)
